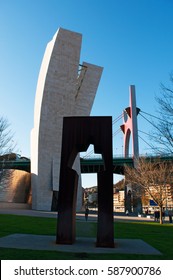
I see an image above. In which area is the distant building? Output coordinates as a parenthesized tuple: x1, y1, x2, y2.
(113, 190, 125, 212)
(142, 184, 173, 213)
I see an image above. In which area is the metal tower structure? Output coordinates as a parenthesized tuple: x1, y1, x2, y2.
(120, 85, 140, 159)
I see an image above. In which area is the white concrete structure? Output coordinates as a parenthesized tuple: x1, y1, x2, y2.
(31, 28, 103, 211)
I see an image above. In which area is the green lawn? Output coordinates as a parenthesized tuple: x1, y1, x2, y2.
(0, 214, 173, 260)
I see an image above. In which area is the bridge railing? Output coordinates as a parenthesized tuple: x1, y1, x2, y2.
(0, 159, 30, 172)
(81, 153, 173, 160)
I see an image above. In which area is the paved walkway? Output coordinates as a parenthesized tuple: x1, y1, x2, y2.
(0, 207, 171, 223)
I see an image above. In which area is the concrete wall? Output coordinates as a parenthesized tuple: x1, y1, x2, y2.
(31, 28, 103, 211)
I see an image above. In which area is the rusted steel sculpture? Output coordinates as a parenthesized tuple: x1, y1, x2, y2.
(56, 116, 114, 248)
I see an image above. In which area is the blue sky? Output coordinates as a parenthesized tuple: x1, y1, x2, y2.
(1, 0, 173, 187)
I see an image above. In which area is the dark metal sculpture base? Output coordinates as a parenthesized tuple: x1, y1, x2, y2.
(56, 116, 114, 248)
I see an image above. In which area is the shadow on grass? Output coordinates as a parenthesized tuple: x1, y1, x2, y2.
(0, 214, 173, 260)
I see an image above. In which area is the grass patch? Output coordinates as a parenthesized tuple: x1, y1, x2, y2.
(0, 214, 173, 260)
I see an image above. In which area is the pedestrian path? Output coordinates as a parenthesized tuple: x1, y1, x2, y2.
(0, 207, 171, 223)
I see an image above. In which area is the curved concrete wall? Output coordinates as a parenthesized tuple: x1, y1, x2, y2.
(31, 28, 103, 211)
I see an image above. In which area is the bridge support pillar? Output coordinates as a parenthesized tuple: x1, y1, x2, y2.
(120, 85, 140, 162)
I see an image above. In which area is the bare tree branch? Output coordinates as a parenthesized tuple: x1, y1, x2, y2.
(0, 116, 16, 155)
(0, 116, 17, 189)
(149, 74, 173, 154)
(125, 157, 173, 224)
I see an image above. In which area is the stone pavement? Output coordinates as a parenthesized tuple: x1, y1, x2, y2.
(0, 234, 162, 255)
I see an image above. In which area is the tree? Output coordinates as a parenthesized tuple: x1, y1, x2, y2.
(152, 74, 173, 154)
(125, 157, 173, 224)
(0, 116, 15, 156)
(0, 116, 16, 186)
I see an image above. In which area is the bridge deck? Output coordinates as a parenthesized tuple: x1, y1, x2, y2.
(0, 157, 134, 174)
(80, 157, 134, 173)
(0, 155, 172, 174)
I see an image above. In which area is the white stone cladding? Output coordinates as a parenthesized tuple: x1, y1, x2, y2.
(31, 28, 103, 211)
